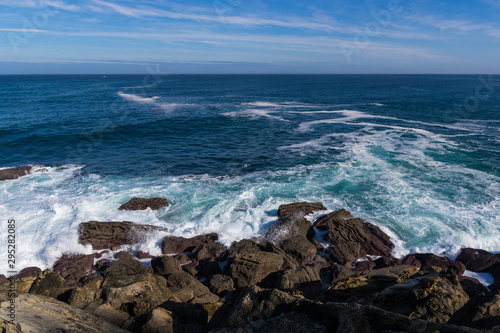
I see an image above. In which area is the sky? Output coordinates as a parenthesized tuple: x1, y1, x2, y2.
(0, 0, 499, 74)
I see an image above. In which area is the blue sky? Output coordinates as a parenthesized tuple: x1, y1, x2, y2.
(0, 0, 499, 74)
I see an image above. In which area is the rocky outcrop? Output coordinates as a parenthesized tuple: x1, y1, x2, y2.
(280, 236, 317, 266)
(79, 221, 169, 250)
(118, 197, 169, 211)
(53, 253, 96, 285)
(161, 233, 218, 255)
(405, 253, 466, 275)
(0, 165, 33, 181)
(163, 270, 219, 304)
(313, 209, 394, 258)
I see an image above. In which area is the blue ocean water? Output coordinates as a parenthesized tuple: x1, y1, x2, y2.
(0, 74, 499, 273)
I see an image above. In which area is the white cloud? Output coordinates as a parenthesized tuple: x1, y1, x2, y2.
(0, 0, 79, 11)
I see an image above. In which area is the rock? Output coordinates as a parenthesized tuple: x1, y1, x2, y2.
(402, 255, 422, 268)
(325, 241, 361, 265)
(0, 293, 129, 332)
(313, 209, 394, 257)
(354, 260, 376, 272)
(164, 270, 219, 304)
(372, 270, 469, 324)
(118, 197, 169, 211)
(0, 165, 32, 181)
(228, 250, 284, 288)
(321, 265, 419, 302)
(273, 266, 322, 298)
(173, 253, 192, 266)
(449, 290, 500, 330)
(410, 253, 466, 275)
(53, 253, 96, 285)
(141, 307, 174, 333)
(374, 256, 403, 268)
(114, 251, 134, 260)
(79, 221, 169, 250)
(207, 285, 479, 333)
(265, 216, 315, 244)
(94, 258, 111, 271)
(94, 303, 130, 328)
(241, 312, 329, 333)
(161, 300, 209, 327)
(330, 264, 354, 284)
(80, 273, 104, 289)
(162, 233, 218, 255)
(137, 251, 155, 259)
(104, 256, 153, 276)
(16, 267, 41, 279)
(64, 287, 103, 309)
(456, 248, 500, 272)
(277, 202, 327, 219)
(209, 274, 234, 296)
(29, 269, 68, 299)
(191, 242, 227, 262)
(151, 255, 181, 276)
(280, 236, 317, 266)
(102, 274, 175, 310)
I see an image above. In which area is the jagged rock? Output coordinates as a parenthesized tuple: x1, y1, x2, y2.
(207, 285, 479, 333)
(408, 253, 465, 275)
(277, 202, 327, 219)
(79, 221, 169, 250)
(53, 253, 96, 285)
(228, 250, 284, 287)
(0, 165, 33, 181)
(114, 251, 133, 260)
(0, 293, 129, 332)
(330, 264, 354, 284)
(402, 255, 422, 268)
(161, 301, 209, 328)
(151, 255, 181, 276)
(164, 270, 219, 304)
(80, 273, 104, 288)
(265, 216, 314, 244)
(104, 256, 153, 276)
(325, 241, 361, 265)
(456, 248, 500, 272)
(16, 267, 41, 279)
(94, 258, 111, 271)
(209, 274, 234, 296)
(29, 269, 68, 299)
(321, 265, 419, 302)
(372, 270, 469, 324)
(313, 209, 394, 257)
(94, 303, 131, 328)
(374, 256, 403, 268)
(118, 197, 169, 211)
(141, 307, 174, 333)
(64, 287, 103, 309)
(191, 242, 227, 262)
(449, 290, 500, 330)
(162, 233, 218, 254)
(137, 251, 155, 259)
(280, 236, 317, 266)
(459, 276, 489, 298)
(273, 266, 322, 298)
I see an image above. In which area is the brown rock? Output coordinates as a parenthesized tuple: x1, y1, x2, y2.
(374, 256, 403, 269)
(29, 269, 68, 299)
(151, 255, 181, 276)
(104, 256, 153, 276)
(412, 253, 466, 275)
(118, 197, 169, 211)
(80, 273, 103, 289)
(326, 241, 361, 266)
(137, 251, 155, 259)
(53, 253, 96, 285)
(164, 270, 219, 304)
(209, 274, 234, 296)
(141, 307, 174, 333)
(16, 267, 42, 279)
(449, 290, 500, 330)
(354, 260, 376, 272)
(114, 251, 134, 260)
(277, 202, 327, 219)
(93, 303, 130, 328)
(0, 165, 33, 181)
(313, 208, 352, 229)
(273, 266, 321, 294)
(280, 236, 317, 266)
(93, 258, 111, 271)
(79, 221, 169, 250)
(456, 248, 500, 272)
(191, 242, 227, 262)
(162, 233, 218, 255)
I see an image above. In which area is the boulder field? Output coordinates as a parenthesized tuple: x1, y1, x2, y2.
(1, 202, 499, 332)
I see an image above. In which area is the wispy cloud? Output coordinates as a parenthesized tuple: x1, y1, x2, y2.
(0, 0, 80, 11)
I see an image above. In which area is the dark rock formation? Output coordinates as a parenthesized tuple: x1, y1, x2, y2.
(162, 233, 218, 254)
(104, 256, 153, 276)
(79, 221, 169, 250)
(277, 202, 327, 219)
(16, 266, 42, 279)
(0, 165, 33, 181)
(456, 248, 500, 272)
(280, 236, 317, 266)
(209, 274, 234, 296)
(407, 253, 466, 275)
(118, 197, 169, 211)
(29, 269, 68, 299)
(163, 270, 218, 303)
(53, 253, 96, 285)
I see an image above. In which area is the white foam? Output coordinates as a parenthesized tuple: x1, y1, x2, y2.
(117, 92, 196, 112)
(223, 109, 289, 122)
(463, 270, 495, 288)
(118, 92, 160, 104)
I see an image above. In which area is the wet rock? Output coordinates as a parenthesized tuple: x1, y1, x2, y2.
(118, 197, 169, 211)
(456, 248, 500, 272)
(411, 253, 466, 275)
(137, 250, 155, 259)
(209, 274, 234, 296)
(402, 255, 422, 268)
(79, 221, 169, 250)
(265, 216, 315, 244)
(151, 255, 181, 276)
(114, 251, 134, 260)
(16, 267, 42, 279)
(141, 307, 174, 333)
(374, 256, 403, 269)
(280, 236, 317, 266)
(191, 242, 227, 262)
(277, 202, 327, 219)
(354, 260, 376, 272)
(53, 253, 96, 285)
(162, 233, 218, 255)
(164, 270, 219, 304)
(372, 270, 469, 324)
(104, 256, 153, 276)
(94, 258, 111, 271)
(0, 165, 33, 181)
(313, 209, 394, 257)
(0, 293, 129, 332)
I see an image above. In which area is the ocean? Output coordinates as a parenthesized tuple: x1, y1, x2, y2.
(0, 74, 499, 274)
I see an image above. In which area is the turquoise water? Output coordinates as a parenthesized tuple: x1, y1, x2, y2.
(0, 75, 499, 273)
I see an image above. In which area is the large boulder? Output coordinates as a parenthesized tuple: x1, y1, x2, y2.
(273, 266, 322, 298)
(265, 202, 326, 244)
(449, 290, 500, 330)
(52, 253, 96, 285)
(313, 209, 394, 257)
(209, 274, 234, 296)
(104, 256, 153, 276)
(29, 269, 68, 299)
(0, 293, 129, 332)
(162, 233, 218, 255)
(151, 255, 182, 276)
(141, 307, 174, 333)
(407, 253, 465, 275)
(164, 270, 218, 304)
(372, 270, 469, 324)
(325, 241, 361, 266)
(118, 197, 169, 211)
(79, 221, 169, 250)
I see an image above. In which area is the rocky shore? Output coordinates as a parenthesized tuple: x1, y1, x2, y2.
(0, 168, 499, 332)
